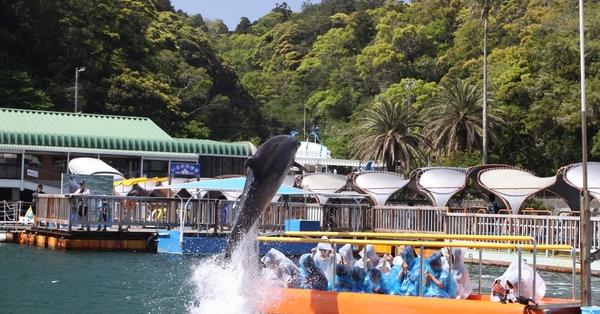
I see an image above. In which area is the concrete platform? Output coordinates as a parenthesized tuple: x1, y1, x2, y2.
(464, 249, 600, 276)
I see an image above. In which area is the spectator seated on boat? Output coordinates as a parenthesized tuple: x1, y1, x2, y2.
(334, 264, 353, 292)
(382, 254, 402, 288)
(312, 237, 341, 288)
(350, 266, 368, 292)
(338, 244, 356, 271)
(299, 253, 329, 291)
(451, 248, 473, 299)
(490, 261, 546, 303)
(261, 248, 301, 288)
(365, 268, 389, 294)
(424, 251, 457, 299)
(355, 244, 382, 270)
(391, 246, 421, 296)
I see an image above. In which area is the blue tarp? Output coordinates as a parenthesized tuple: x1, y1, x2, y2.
(160, 177, 311, 196)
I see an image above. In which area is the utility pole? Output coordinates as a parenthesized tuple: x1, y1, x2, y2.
(578, 0, 591, 306)
(482, 14, 488, 165)
(74, 67, 85, 113)
(406, 79, 415, 108)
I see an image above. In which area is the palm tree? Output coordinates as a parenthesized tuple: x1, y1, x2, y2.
(422, 78, 504, 155)
(350, 99, 428, 172)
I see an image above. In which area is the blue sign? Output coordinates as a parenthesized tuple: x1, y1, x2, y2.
(170, 163, 200, 176)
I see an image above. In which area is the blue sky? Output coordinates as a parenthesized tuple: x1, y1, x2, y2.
(171, 0, 319, 30)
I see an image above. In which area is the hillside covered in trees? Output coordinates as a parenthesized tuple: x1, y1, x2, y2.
(1, 0, 599, 176)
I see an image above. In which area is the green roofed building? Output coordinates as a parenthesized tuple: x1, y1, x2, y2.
(0, 108, 254, 200)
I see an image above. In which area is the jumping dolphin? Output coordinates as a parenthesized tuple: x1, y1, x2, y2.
(224, 135, 302, 259)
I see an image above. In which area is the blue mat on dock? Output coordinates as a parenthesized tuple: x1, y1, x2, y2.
(157, 230, 314, 256)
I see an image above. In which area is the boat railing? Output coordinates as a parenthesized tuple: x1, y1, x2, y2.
(256, 232, 577, 303)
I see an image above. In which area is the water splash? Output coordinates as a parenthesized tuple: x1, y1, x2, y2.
(188, 226, 281, 314)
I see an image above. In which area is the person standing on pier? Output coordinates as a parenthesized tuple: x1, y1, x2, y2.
(72, 180, 90, 230)
(32, 184, 45, 224)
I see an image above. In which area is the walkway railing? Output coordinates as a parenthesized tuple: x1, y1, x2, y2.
(373, 206, 447, 233)
(34, 195, 326, 232)
(372, 206, 599, 251)
(33, 194, 599, 252)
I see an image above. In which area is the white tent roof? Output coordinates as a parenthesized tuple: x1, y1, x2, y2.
(564, 162, 600, 201)
(478, 168, 556, 213)
(417, 167, 467, 207)
(354, 171, 409, 206)
(68, 157, 124, 180)
(299, 173, 347, 204)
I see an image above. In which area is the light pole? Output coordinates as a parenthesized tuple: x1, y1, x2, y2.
(74, 67, 85, 113)
(578, 0, 591, 306)
(303, 103, 310, 143)
(406, 79, 415, 108)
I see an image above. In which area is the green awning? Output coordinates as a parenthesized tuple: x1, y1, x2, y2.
(0, 108, 251, 157)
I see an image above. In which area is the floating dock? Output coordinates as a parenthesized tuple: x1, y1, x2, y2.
(18, 227, 156, 252)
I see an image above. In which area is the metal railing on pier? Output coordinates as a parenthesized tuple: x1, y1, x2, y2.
(0, 201, 31, 231)
(35, 195, 329, 232)
(33, 194, 600, 252)
(372, 206, 598, 251)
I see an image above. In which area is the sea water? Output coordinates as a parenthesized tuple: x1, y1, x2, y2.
(2, 242, 600, 313)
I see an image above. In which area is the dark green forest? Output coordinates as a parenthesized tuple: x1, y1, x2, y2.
(1, 0, 599, 176)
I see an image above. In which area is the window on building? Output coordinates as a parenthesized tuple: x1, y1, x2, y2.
(0, 153, 21, 179)
(143, 160, 168, 178)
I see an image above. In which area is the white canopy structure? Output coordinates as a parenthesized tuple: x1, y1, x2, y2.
(478, 168, 556, 214)
(414, 167, 467, 207)
(296, 141, 332, 159)
(68, 157, 124, 180)
(564, 162, 600, 201)
(298, 173, 347, 204)
(352, 171, 409, 206)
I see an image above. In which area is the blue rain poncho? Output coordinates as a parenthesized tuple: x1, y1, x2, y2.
(365, 268, 389, 294)
(313, 237, 339, 287)
(350, 266, 368, 292)
(424, 252, 457, 298)
(334, 264, 353, 292)
(394, 246, 421, 296)
(299, 253, 328, 291)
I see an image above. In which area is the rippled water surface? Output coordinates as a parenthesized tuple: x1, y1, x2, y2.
(1, 243, 598, 313)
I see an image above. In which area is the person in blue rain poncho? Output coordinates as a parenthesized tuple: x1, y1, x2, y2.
(392, 246, 421, 296)
(365, 268, 389, 294)
(424, 251, 457, 298)
(299, 253, 329, 291)
(350, 266, 368, 292)
(334, 264, 353, 292)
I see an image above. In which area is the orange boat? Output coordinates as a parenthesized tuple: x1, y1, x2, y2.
(259, 289, 580, 314)
(255, 232, 581, 314)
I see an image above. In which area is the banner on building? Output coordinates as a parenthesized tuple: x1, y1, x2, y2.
(26, 168, 39, 178)
(170, 163, 200, 177)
